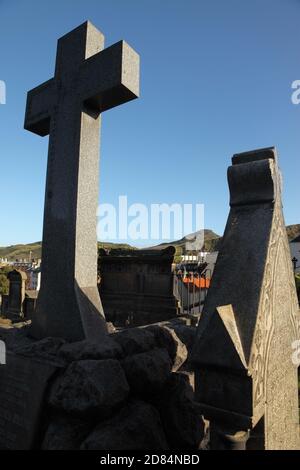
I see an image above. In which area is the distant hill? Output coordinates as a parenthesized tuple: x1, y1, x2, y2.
(149, 224, 300, 253)
(286, 224, 300, 242)
(97, 242, 136, 251)
(148, 229, 221, 253)
(0, 241, 136, 261)
(1, 224, 299, 261)
(0, 242, 42, 261)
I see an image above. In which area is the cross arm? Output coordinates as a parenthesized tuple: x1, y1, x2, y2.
(81, 40, 140, 112)
(24, 78, 56, 137)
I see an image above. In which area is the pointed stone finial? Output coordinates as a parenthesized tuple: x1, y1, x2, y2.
(193, 147, 300, 450)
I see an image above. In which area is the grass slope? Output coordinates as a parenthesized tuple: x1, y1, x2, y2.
(1, 224, 299, 260)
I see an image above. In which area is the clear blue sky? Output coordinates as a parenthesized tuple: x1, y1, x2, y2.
(0, 0, 299, 247)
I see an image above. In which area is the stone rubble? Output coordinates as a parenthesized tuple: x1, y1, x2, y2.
(0, 321, 204, 450)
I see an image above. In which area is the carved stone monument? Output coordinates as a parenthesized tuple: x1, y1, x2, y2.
(99, 247, 178, 327)
(24, 21, 140, 341)
(0, 353, 62, 450)
(192, 147, 300, 450)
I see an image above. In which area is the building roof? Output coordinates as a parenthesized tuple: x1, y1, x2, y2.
(183, 277, 211, 288)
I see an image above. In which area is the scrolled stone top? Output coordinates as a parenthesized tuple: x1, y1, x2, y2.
(228, 147, 280, 207)
(232, 146, 277, 165)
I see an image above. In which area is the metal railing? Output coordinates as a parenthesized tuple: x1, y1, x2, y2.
(174, 268, 211, 315)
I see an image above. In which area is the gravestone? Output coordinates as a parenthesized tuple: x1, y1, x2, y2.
(23, 291, 38, 320)
(99, 247, 178, 326)
(0, 295, 9, 317)
(24, 21, 140, 341)
(192, 147, 300, 450)
(0, 353, 61, 449)
(7, 270, 27, 322)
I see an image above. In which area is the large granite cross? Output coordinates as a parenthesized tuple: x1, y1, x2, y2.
(24, 21, 140, 341)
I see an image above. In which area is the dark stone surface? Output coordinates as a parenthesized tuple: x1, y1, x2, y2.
(58, 337, 122, 362)
(0, 326, 33, 352)
(24, 21, 139, 342)
(49, 359, 129, 417)
(0, 322, 205, 450)
(113, 328, 157, 356)
(228, 158, 275, 206)
(99, 246, 178, 327)
(167, 322, 197, 358)
(232, 147, 276, 166)
(122, 348, 172, 395)
(0, 295, 9, 317)
(14, 337, 66, 362)
(42, 412, 94, 450)
(4, 270, 27, 322)
(81, 400, 169, 450)
(0, 353, 60, 449)
(193, 147, 300, 449)
(154, 373, 204, 449)
(144, 325, 187, 372)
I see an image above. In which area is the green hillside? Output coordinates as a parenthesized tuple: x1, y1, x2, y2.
(0, 242, 42, 261)
(1, 224, 298, 261)
(149, 229, 221, 253)
(287, 224, 300, 241)
(97, 242, 136, 251)
(0, 241, 136, 261)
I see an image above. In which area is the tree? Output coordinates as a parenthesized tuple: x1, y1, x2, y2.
(174, 246, 183, 264)
(0, 266, 11, 296)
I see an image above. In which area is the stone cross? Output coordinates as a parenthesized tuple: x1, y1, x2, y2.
(192, 147, 300, 450)
(24, 22, 140, 341)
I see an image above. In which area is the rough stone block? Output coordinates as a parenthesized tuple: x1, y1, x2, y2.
(122, 348, 172, 395)
(112, 328, 157, 356)
(42, 413, 93, 450)
(58, 337, 122, 362)
(145, 324, 188, 371)
(49, 359, 129, 417)
(14, 337, 66, 362)
(154, 373, 204, 449)
(81, 401, 169, 450)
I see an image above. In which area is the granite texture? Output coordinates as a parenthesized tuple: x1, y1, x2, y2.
(24, 22, 140, 341)
(193, 147, 300, 450)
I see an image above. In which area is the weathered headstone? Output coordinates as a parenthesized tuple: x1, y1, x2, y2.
(0, 353, 61, 449)
(24, 21, 140, 341)
(23, 291, 38, 320)
(7, 270, 27, 322)
(99, 247, 178, 326)
(192, 147, 300, 450)
(0, 295, 9, 317)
